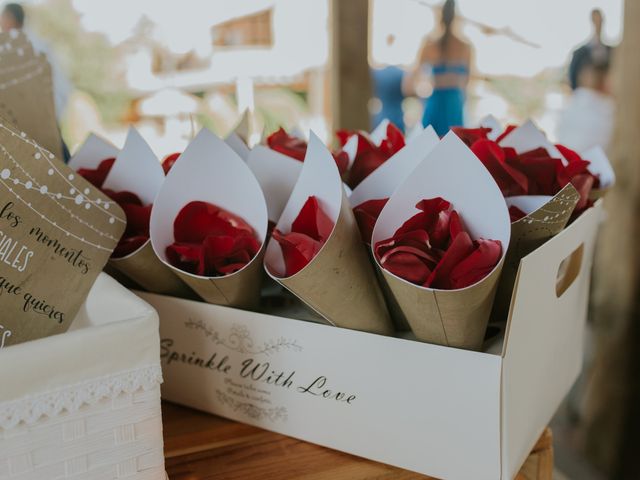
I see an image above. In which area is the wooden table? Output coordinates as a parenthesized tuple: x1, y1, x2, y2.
(163, 402, 553, 479)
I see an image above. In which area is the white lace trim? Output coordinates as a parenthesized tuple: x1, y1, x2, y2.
(0, 364, 163, 429)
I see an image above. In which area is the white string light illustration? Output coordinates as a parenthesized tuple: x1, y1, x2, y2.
(0, 177, 115, 252)
(0, 122, 125, 225)
(0, 145, 121, 241)
(0, 56, 39, 74)
(0, 65, 44, 91)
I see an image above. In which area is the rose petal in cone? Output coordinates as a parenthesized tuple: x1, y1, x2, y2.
(151, 128, 268, 309)
(371, 132, 511, 350)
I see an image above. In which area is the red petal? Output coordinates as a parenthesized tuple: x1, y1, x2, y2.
(495, 124, 517, 143)
(162, 152, 181, 175)
(449, 239, 502, 289)
(449, 210, 464, 239)
(291, 196, 334, 242)
(509, 205, 527, 223)
(424, 231, 475, 288)
(112, 235, 148, 258)
(267, 128, 307, 162)
(121, 203, 151, 237)
(472, 140, 529, 196)
(353, 197, 388, 244)
(378, 248, 432, 285)
(174, 201, 239, 243)
(166, 243, 206, 276)
(332, 150, 349, 175)
(103, 189, 143, 206)
(77, 157, 115, 188)
(272, 230, 322, 277)
(451, 127, 491, 147)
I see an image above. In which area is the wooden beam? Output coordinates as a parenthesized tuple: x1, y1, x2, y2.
(330, 0, 372, 132)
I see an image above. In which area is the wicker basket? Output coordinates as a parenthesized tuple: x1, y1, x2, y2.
(0, 274, 165, 480)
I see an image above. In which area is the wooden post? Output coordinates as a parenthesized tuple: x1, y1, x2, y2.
(584, 0, 640, 476)
(330, 0, 372, 133)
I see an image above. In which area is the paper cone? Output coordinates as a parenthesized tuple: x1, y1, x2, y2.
(71, 128, 191, 297)
(225, 110, 251, 161)
(581, 145, 615, 199)
(371, 132, 511, 350)
(150, 128, 268, 309)
(492, 184, 580, 322)
(478, 114, 503, 140)
(349, 126, 439, 207)
(499, 120, 564, 159)
(69, 133, 118, 171)
(247, 145, 302, 223)
(264, 133, 393, 335)
(348, 126, 439, 331)
(405, 122, 425, 142)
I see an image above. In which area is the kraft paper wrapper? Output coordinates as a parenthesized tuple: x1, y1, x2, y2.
(372, 132, 512, 350)
(349, 126, 439, 331)
(492, 184, 580, 322)
(265, 133, 393, 335)
(151, 128, 268, 310)
(73, 128, 191, 297)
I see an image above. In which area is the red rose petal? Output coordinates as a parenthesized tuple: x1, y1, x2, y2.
(472, 140, 529, 196)
(77, 157, 115, 188)
(495, 124, 517, 143)
(452, 127, 491, 147)
(267, 128, 307, 161)
(272, 230, 323, 277)
(449, 239, 502, 289)
(353, 197, 388, 244)
(166, 243, 206, 276)
(509, 205, 527, 223)
(424, 231, 474, 288)
(112, 236, 149, 259)
(162, 152, 181, 175)
(291, 196, 334, 242)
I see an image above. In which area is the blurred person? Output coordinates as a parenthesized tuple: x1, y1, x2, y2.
(370, 35, 405, 132)
(1, 2, 71, 160)
(558, 9, 615, 152)
(406, 0, 471, 136)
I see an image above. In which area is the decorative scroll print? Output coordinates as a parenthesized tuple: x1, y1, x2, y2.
(184, 319, 302, 356)
(216, 390, 288, 422)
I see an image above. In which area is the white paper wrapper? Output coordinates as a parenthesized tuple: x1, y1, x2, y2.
(150, 128, 268, 309)
(349, 126, 439, 208)
(581, 145, 615, 197)
(372, 132, 511, 350)
(225, 110, 251, 161)
(479, 114, 503, 141)
(103, 129, 193, 296)
(69, 133, 118, 171)
(499, 120, 564, 160)
(247, 146, 302, 223)
(264, 133, 393, 335)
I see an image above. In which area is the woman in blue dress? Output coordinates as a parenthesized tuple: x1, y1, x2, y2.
(407, 0, 471, 137)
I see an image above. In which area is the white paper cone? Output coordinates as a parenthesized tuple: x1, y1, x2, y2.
(264, 133, 393, 335)
(479, 114, 503, 141)
(150, 128, 268, 309)
(69, 133, 118, 171)
(247, 146, 302, 223)
(103, 128, 192, 296)
(372, 132, 511, 350)
(581, 145, 615, 196)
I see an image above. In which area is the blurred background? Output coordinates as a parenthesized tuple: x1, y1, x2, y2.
(2, 0, 638, 478)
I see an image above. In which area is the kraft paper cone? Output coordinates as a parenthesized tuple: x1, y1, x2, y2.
(247, 145, 302, 223)
(491, 184, 580, 322)
(72, 128, 192, 297)
(225, 110, 251, 161)
(371, 132, 511, 350)
(581, 145, 615, 199)
(69, 133, 118, 171)
(264, 133, 393, 335)
(150, 128, 268, 310)
(348, 126, 439, 331)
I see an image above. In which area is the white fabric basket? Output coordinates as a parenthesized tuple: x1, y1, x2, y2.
(0, 274, 165, 480)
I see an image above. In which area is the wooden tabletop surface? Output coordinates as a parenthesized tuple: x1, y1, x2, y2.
(162, 401, 553, 480)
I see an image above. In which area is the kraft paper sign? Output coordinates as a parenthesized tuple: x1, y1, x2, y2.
(372, 132, 511, 350)
(0, 119, 125, 347)
(0, 31, 62, 160)
(264, 133, 393, 335)
(151, 128, 268, 310)
(492, 184, 580, 322)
